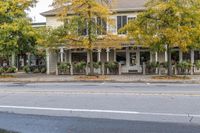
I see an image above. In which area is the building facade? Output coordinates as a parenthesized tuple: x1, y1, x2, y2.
(41, 0, 200, 75)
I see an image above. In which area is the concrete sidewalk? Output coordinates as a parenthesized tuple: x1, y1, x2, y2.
(0, 73, 199, 83)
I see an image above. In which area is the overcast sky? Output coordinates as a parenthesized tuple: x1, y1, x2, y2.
(29, 0, 53, 22)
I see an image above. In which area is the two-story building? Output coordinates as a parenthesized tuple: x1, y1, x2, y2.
(41, 0, 200, 75)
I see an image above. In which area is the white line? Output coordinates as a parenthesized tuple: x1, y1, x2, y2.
(0, 105, 199, 118)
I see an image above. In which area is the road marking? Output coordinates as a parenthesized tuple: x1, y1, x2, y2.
(0, 90, 200, 97)
(0, 105, 199, 118)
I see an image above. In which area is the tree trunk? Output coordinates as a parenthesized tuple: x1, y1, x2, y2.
(17, 55, 20, 70)
(89, 49, 94, 75)
(87, 4, 94, 76)
(167, 44, 173, 76)
(23, 54, 27, 66)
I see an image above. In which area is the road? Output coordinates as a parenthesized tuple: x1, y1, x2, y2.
(0, 82, 200, 133)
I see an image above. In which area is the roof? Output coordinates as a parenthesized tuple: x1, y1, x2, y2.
(41, 0, 148, 17)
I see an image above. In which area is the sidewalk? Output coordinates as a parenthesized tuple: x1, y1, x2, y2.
(0, 73, 200, 84)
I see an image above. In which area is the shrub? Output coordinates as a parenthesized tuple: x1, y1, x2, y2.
(57, 62, 71, 72)
(177, 61, 192, 70)
(40, 67, 46, 73)
(87, 62, 102, 69)
(33, 68, 40, 73)
(23, 65, 31, 73)
(146, 62, 159, 74)
(195, 60, 200, 69)
(0, 67, 4, 75)
(160, 62, 168, 69)
(105, 62, 118, 74)
(73, 61, 86, 72)
(6, 66, 16, 73)
(146, 62, 159, 70)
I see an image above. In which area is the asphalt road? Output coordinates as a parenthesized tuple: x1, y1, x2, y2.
(0, 82, 200, 133)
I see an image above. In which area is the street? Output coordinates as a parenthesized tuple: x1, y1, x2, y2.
(0, 82, 200, 133)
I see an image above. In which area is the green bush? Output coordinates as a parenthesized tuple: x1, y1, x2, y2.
(40, 67, 46, 73)
(146, 62, 159, 69)
(23, 65, 31, 73)
(33, 68, 40, 73)
(57, 62, 71, 72)
(160, 62, 168, 69)
(87, 62, 102, 69)
(177, 61, 192, 70)
(105, 62, 118, 73)
(73, 61, 86, 72)
(0, 67, 4, 75)
(146, 62, 159, 74)
(6, 66, 16, 73)
(195, 60, 200, 69)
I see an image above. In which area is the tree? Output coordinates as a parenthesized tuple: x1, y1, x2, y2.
(124, 0, 200, 76)
(51, 0, 124, 75)
(0, 0, 37, 67)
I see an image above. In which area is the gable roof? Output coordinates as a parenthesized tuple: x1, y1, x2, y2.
(41, 0, 148, 17)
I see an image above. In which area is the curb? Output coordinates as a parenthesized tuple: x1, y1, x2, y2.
(0, 79, 199, 84)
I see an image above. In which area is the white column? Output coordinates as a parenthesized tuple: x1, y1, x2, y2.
(136, 47, 140, 66)
(27, 53, 31, 66)
(97, 49, 101, 62)
(87, 51, 90, 63)
(191, 50, 194, 75)
(179, 50, 183, 63)
(11, 52, 15, 67)
(165, 51, 168, 62)
(106, 48, 110, 62)
(165, 45, 168, 62)
(46, 48, 50, 74)
(69, 49, 72, 64)
(69, 49, 73, 75)
(150, 52, 153, 63)
(155, 52, 158, 62)
(155, 52, 158, 74)
(114, 49, 117, 62)
(60, 47, 64, 63)
(126, 47, 130, 66)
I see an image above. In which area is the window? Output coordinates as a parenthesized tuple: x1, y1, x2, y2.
(97, 17, 107, 35)
(117, 16, 127, 34)
(78, 20, 88, 36)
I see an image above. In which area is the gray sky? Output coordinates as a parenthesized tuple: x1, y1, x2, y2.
(29, 0, 53, 22)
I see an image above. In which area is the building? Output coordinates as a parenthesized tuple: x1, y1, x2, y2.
(41, 0, 200, 75)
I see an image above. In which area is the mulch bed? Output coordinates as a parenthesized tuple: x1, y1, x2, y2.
(75, 75, 108, 81)
(0, 75, 15, 78)
(152, 75, 191, 80)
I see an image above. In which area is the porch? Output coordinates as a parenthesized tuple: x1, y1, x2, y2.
(46, 47, 200, 75)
